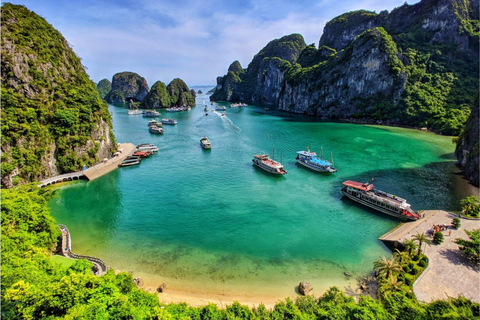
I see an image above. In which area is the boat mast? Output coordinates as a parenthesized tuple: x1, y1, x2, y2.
(330, 151, 334, 166)
(320, 147, 323, 160)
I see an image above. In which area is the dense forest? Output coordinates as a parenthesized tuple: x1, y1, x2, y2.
(1, 3, 115, 188)
(2, 185, 478, 319)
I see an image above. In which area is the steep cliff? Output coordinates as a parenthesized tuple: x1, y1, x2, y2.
(1, 3, 116, 188)
(142, 80, 170, 109)
(211, 0, 479, 135)
(96, 78, 111, 99)
(105, 71, 149, 103)
(166, 78, 196, 107)
(455, 94, 479, 187)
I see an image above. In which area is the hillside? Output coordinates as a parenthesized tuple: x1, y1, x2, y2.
(1, 3, 116, 188)
(211, 0, 479, 135)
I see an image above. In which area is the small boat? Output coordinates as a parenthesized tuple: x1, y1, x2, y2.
(205, 112, 208, 116)
(161, 118, 177, 125)
(149, 126, 164, 134)
(215, 106, 226, 111)
(341, 180, 420, 221)
(166, 107, 182, 112)
(128, 109, 142, 115)
(252, 153, 287, 175)
(142, 110, 161, 117)
(132, 151, 152, 158)
(221, 113, 225, 116)
(296, 147, 336, 173)
(148, 120, 162, 127)
(119, 156, 141, 167)
(136, 144, 159, 152)
(204, 105, 209, 112)
(200, 137, 211, 149)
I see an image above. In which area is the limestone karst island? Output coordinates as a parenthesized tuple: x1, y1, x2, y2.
(1, 1, 479, 318)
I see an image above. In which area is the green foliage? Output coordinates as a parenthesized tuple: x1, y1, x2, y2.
(460, 195, 480, 217)
(166, 78, 195, 106)
(96, 78, 111, 99)
(452, 217, 461, 229)
(143, 80, 171, 108)
(1, 3, 115, 185)
(433, 231, 444, 245)
(455, 229, 480, 264)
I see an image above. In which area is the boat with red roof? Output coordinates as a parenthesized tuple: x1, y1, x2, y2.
(341, 180, 420, 221)
(252, 153, 287, 175)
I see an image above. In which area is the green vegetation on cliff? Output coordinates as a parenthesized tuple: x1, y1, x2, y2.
(142, 80, 171, 108)
(167, 78, 195, 107)
(96, 78, 111, 99)
(1, 3, 115, 187)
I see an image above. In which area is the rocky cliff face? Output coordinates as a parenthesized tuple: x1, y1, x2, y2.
(167, 78, 196, 107)
(105, 71, 149, 103)
(1, 3, 115, 188)
(211, 0, 479, 135)
(455, 95, 479, 187)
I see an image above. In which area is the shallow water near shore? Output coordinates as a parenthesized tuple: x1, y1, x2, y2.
(49, 89, 463, 301)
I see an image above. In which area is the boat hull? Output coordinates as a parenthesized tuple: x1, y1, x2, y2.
(252, 160, 286, 175)
(296, 159, 336, 173)
(341, 190, 418, 221)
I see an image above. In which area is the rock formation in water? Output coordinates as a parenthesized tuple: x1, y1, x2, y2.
(105, 71, 149, 103)
(211, 0, 479, 135)
(96, 78, 111, 99)
(455, 94, 479, 187)
(142, 79, 196, 109)
(1, 3, 115, 187)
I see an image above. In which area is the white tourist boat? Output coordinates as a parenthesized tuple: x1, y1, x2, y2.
(252, 153, 287, 175)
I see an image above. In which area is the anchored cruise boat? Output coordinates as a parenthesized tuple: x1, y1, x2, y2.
(341, 180, 420, 221)
(296, 147, 336, 173)
(252, 153, 287, 175)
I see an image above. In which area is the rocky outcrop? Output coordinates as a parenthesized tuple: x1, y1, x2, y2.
(105, 71, 149, 103)
(211, 0, 479, 135)
(455, 94, 479, 187)
(298, 281, 313, 295)
(167, 78, 195, 107)
(1, 3, 115, 187)
(142, 81, 170, 109)
(96, 78, 111, 99)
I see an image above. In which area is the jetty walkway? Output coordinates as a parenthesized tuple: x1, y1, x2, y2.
(58, 224, 108, 276)
(39, 143, 137, 187)
(379, 210, 480, 303)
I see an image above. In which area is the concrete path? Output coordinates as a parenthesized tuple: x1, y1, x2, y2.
(388, 210, 479, 303)
(83, 143, 137, 180)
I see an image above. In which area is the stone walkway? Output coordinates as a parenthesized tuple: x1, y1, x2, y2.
(390, 210, 479, 303)
(83, 143, 137, 180)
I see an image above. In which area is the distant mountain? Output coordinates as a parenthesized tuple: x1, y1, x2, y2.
(1, 3, 116, 188)
(96, 78, 111, 99)
(211, 0, 479, 135)
(105, 71, 149, 103)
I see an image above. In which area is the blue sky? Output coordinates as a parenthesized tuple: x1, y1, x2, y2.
(8, 0, 420, 87)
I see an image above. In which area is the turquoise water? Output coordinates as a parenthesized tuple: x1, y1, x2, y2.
(49, 89, 460, 298)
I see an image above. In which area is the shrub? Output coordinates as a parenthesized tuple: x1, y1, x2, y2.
(433, 231, 444, 245)
(418, 260, 427, 268)
(452, 217, 461, 229)
(404, 276, 413, 286)
(409, 266, 419, 276)
(412, 255, 420, 261)
(403, 265, 411, 273)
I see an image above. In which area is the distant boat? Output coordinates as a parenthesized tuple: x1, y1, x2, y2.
(200, 137, 211, 149)
(341, 180, 420, 221)
(215, 106, 226, 111)
(296, 147, 336, 173)
(161, 118, 177, 125)
(149, 126, 164, 134)
(119, 156, 141, 167)
(142, 110, 161, 117)
(132, 151, 153, 158)
(204, 105, 209, 112)
(128, 109, 142, 115)
(252, 153, 287, 175)
(148, 120, 162, 127)
(136, 143, 159, 152)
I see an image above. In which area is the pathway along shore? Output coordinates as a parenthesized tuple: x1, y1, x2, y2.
(379, 210, 480, 303)
(39, 143, 137, 187)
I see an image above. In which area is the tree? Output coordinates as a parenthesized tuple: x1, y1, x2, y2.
(394, 249, 410, 265)
(433, 231, 444, 245)
(403, 239, 418, 257)
(454, 229, 480, 264)
(412, 232, 432, 255)
(374, 256, 403, 279)
(451, 217, 461, 229)
(379, 275, 404, 296)
(460, 196, 480, 217)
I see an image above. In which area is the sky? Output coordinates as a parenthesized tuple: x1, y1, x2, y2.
(8, 0, 420, 87)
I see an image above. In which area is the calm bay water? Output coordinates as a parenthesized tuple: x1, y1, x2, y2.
(49, 89, 461, 298)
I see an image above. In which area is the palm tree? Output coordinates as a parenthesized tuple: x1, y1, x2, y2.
(412, 232, 432, 255)
(403, 239, 418, 257)
(393, 249, 410, 265)
(460, 196, 480, 217)
(379, 275, 404, 296)
(374, 256, 403, 279)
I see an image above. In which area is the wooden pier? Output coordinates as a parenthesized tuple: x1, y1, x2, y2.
(39, 143, 137, 187)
